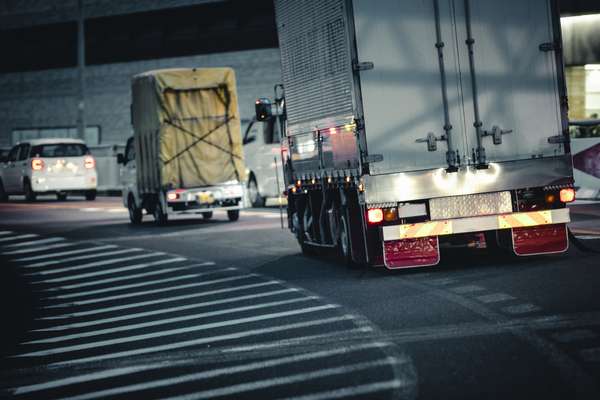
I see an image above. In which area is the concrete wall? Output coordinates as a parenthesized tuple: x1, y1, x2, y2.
(0, 48, 282, 147)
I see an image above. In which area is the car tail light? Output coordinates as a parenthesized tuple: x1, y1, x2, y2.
(559, 188, 575, 203)
(167, 192, 180, 201)
(84, 156, 95, 169)
(367, 208, 384, 224)
(31, 158, 44, 171)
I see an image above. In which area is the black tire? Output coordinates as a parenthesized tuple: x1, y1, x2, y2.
(202, 211, 213, 220)
(85, 190, 97, 201)
(227, 209, 240, 222)
(0, 179, 7, 202)
(24, 180, 36, 202)
(247, 177, 265, 207)
(338, 210, 357, 267)
(153, 200, 168, 226)
(56, 192, 67, 201)
(128, 196, 143, 225)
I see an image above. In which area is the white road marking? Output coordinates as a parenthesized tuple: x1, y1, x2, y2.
(42, 264, 212, 293)
(15, 245, 117, 263)
(46, 272, 254, 308)
(162, 358, 400, 400)
(502, 303, 542, 315)
(579, 347, 600, 362)
(3, 237, 64, 248)
(427, 278, 457, 286)
(2, 241, 76, 255)
(39, 281, 280, 320)
(36, 257, 187, 285)
(47, 315, 356, 366)
(277, 380, 405, 400)
(11, 342, 388, 397)
(476, 293, 516, 304)
(18, 305, 340, 358)
(552, 329, 598, 343)
(45, 268, 231, 301)
(449, 285, 486, 294)
(0, 233, 37, 243)
(108, 208, 127, 213)
(27, 297, 319, 344)
(25, 248, 143, 268)
(0, 231, 14, 235)
(36, 288, 299, 332)
(80, 208, 101, 212)
(27, 251, 164, 276)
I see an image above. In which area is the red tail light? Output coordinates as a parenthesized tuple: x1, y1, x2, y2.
(367, 208, 384, 224)
(559, 188, 575, 203)
(31, 158, 44, 171)
(84, 156, 95, 169)
(167, 192, 179, 201)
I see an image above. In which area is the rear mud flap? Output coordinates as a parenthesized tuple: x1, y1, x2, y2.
(383, 236, 440, 269)
(511, 223, 569, 256)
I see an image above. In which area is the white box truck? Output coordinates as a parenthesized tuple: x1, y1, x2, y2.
(256, 0, 575, 268)
(120, 68, 246, 225)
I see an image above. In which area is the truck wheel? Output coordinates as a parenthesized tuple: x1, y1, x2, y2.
(0, 179, 8, 202)
(227, 210, 240, 222)
(153, 201, 168, 226)
(128, 196, 143, 225)
(56, 192, 67, 201)
(338, 210, 357, 267)
(85, 190, 97, 201)
(24, 180, 36, 202)
(202, 211, 213, 220)
(248, 177, 265, 207)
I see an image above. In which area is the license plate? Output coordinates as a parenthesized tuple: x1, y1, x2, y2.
(197, 192, 215, 204)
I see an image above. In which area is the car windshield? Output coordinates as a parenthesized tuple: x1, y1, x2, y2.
(30, 143, 90, 158)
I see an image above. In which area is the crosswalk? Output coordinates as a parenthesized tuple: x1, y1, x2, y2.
(0, 230, 415, 399)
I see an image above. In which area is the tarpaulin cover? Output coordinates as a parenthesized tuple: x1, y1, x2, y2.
(131, 68, 246, 193)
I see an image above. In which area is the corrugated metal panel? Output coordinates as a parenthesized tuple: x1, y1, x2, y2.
(275, 0, 354, 128)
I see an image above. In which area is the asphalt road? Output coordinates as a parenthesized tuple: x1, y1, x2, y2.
(1, 196, 600, 399)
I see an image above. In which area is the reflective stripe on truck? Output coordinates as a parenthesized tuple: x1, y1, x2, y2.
(382, 208, 570, 241)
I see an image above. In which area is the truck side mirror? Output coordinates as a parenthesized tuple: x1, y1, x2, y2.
(255, 98, 272, 122)
(117, 153, 125, 164)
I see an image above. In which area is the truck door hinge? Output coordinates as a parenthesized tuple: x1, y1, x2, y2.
(364, 154, 383, 164)
(482, 126, 512, 145)
(353, 61, 374, 71)
(548, 134, 570, 144)
(416, 132, 446, 152)
(539, 41, 560, 52)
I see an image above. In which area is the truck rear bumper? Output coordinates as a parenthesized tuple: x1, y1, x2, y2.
(31, 175, 97, 193)
(382, 208, 570, 241)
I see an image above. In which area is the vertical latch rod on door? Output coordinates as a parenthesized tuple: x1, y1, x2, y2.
(433, 0, 457, 172)
(464, 0, 487, 167)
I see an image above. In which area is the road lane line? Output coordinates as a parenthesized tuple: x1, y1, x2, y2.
(45, 273, 257, 308)
(42, 264, 214, 293)
(2, 241, 77, 255)
(17, 305, 340, 358)
(45, 268, 232, 301)
(579, 348, 600, 362)
(40, 281, 280, 319)
(161, 358, 400, 400)
(552, 330, 598, 343)
(0, 233, 37, 244)
(11, 342, 389, 397)
(38, 288, 300, 331)
(501, 303, 542, 315)
(275, 380, 405, 400)
(27, 251, 165, 276)
(15, 245, 117, 263)
(27, 297, 320, 344)
(3, 237, 65, 248)
(25, 248, 143, 268)
(475, 293, 516, 304)
(449, 285, 486, 294)
(0, 231, 14, 235)
(35, 257, 188, 285)
(47, 315, 356, 366)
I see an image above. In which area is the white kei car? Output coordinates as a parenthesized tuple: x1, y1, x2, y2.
(0, 138, 97, 201)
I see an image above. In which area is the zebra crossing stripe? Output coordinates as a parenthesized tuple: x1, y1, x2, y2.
(15, 245, 117, 263)
(2, 241, 76, 256)
(25, 248, 143, 268)
(27, 252, 165, 276)
(0, 234, 37, 243)
(3, 237, 65, 248)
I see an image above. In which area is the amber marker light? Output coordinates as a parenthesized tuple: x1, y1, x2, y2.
(383, 207, 398, 222)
